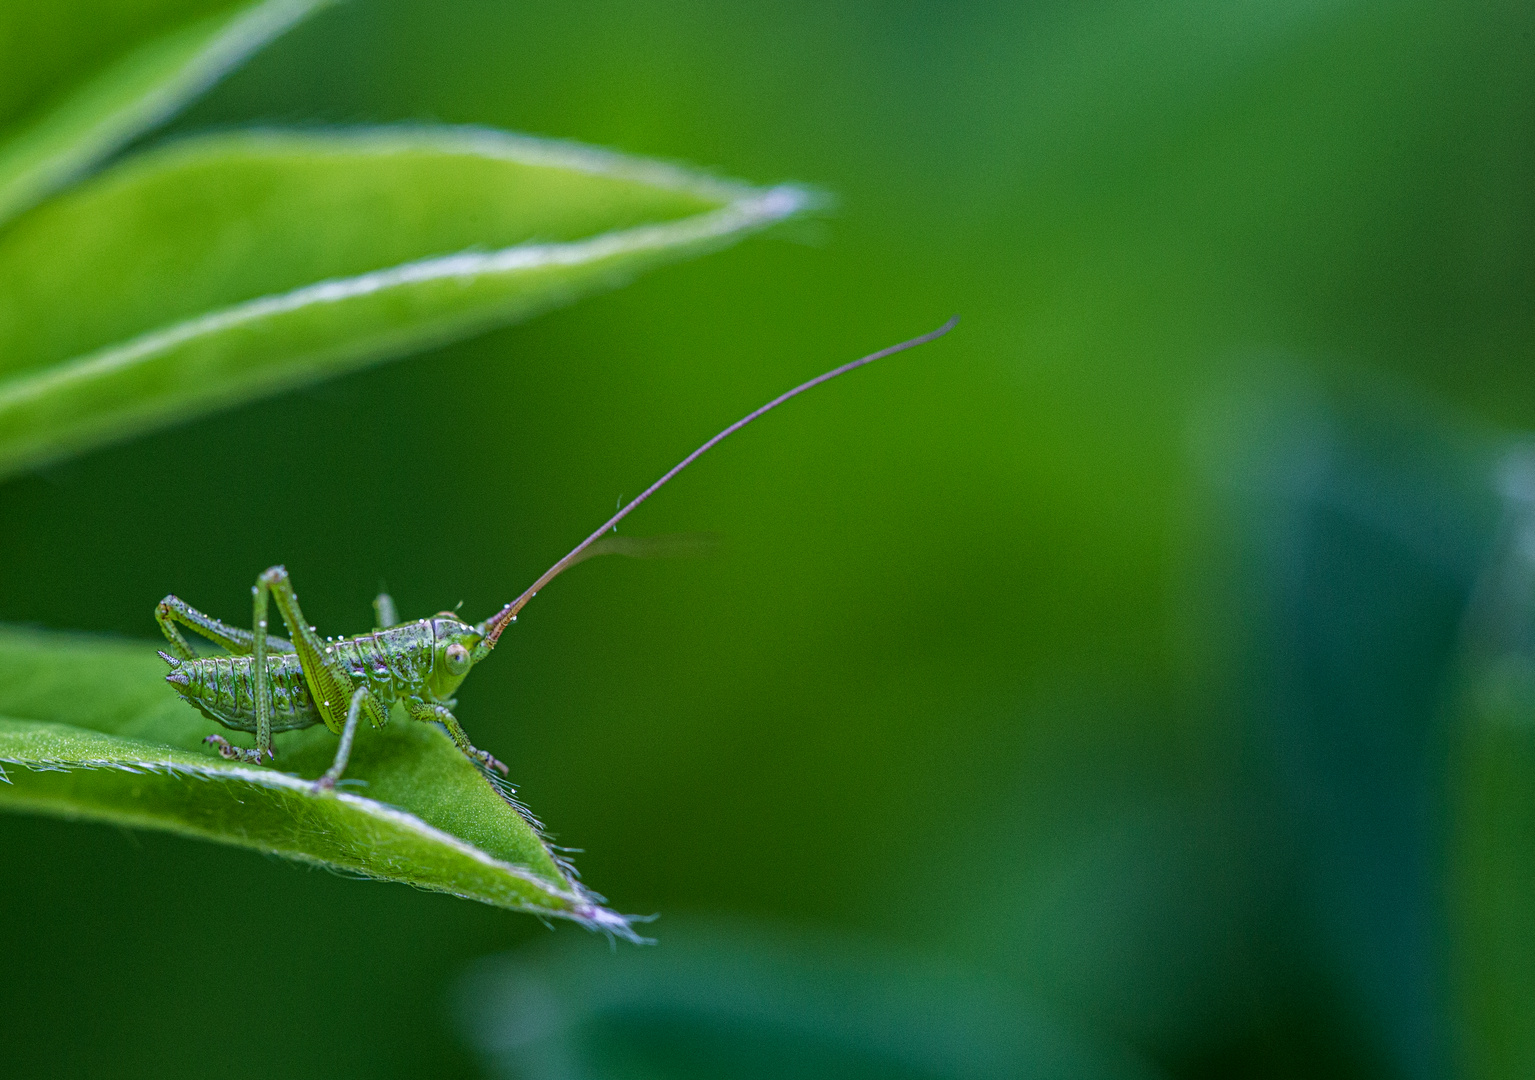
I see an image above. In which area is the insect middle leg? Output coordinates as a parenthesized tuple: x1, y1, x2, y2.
(311, 686, 375, 792)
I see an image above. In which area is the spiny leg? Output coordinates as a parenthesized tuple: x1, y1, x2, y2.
(254, 566, 388, 757)
(157, 594, 295, 660)
(250, 575, 275, 761)
(311, 686, 376, 792)
(162, 595, 294, 762)
(204, 733, 264, 764)
(186, 587, 280, 764)
(407, 700, 508, 776)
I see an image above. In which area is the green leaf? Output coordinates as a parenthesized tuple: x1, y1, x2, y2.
(0, 625, 638, 936)
(1453, 465, 1535, 1080)
(0, 0, 332, 227)
(0, 126, 808, 481)
(456, 920, 1161, 1080)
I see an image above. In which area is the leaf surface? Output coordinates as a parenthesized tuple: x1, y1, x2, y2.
(0, 0, 331, 226)
(0, 126, 807, 480)
(0, 625, 637, 935)
(1454, 464, 1535, 1080)
(457, 921, 1161, 1080)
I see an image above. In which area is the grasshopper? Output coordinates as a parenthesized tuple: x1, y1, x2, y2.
(156, 318, 956, 791)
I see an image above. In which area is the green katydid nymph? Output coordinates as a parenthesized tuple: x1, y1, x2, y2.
(156, 318, 957, 792)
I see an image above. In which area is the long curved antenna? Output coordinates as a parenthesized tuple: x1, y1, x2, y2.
(477, 316, 958, 649)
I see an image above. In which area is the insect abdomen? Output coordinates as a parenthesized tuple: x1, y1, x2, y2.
(163, 651, 318, 733)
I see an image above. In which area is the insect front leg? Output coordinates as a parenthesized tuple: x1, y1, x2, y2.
(406, 700, 509, 777)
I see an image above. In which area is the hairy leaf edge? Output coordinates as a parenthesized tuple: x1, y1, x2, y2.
(0, 728, 644, 940)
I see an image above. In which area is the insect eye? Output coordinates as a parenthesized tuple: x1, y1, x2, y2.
(444, 642, 471, 675)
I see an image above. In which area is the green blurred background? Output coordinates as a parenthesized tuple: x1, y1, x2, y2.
(2, 1, 1532, 1076)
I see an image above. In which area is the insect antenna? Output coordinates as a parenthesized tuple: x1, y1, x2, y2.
(476, 316, 958, 650)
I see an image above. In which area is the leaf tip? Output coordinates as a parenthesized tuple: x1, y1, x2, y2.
(574, 902, 655, 946)
(762, 183, 832, 218)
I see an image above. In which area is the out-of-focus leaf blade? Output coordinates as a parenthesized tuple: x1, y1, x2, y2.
(0, 625, 637, 935)
(0, 0, 331, 227)
(456, 920, 1163, 1080)
(1453, 451, 1535, 1080)
(0, 127, 808, 480)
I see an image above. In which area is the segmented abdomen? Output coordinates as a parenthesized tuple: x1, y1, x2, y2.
(171, 651, 318, 733)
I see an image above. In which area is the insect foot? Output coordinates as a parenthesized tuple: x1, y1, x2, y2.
(203, 734, 266, 764)
(475, 749, 510, 777)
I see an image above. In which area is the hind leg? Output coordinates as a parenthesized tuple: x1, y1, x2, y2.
(253, 566, 387, 767)
(157, 594, 295, 660)
(203, 733, 265, 764)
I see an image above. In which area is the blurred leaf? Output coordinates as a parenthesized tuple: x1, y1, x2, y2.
(455, 918, 1163, 1080)
(0, 625, 639, 936)
(0, 0, 331, 227)
(0, 126, 807, 480)
(1453, 450, 1535, 1080)
(1192, 370, 1501, 1080)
